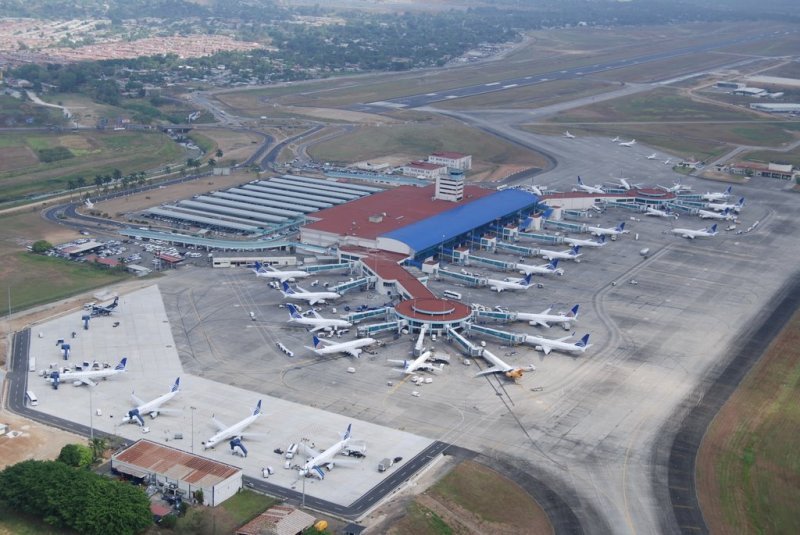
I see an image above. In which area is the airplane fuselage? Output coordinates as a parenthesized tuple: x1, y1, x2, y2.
(204, 414, 260, 449)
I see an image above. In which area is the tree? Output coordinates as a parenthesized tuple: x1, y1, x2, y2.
(31, 240, 52, 254)
(57, 443, 93, 468)
(89, 437, 108, 463)
(94, 175, 104, 187)
(112, 168, 122, 181)
(207, 158, 216, 168)
(67, 179, 76, 190)
(193, 488, 204, 505)
(215, 148, 223, 158)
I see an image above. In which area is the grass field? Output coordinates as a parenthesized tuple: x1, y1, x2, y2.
(0, 502, 74, 535)
(741, 147, 800, 168)
(307, 119, 547, 178)
(389, 460, 552, 534)
(697, 309, 800, 534)
(0, 130, 185, 205)
(219, 490, 279, 525)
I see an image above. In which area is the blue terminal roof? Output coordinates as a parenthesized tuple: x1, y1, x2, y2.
(380, 189, 539, 253)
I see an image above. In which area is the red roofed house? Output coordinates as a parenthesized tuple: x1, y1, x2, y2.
(428, 151, 472, 171)
(236, 505, 316, 535)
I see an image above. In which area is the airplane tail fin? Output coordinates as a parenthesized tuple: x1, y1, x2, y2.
(110, 296, 119, 309)
(571, 245, 581, 255)
(253, 400, 262, 416)
(549, 259, 559, 270)
(171, 377, 180, 393)
(523, 273, 533, 286)
(709, 224, 718, 233)
(737, 197, 745, 208)
(577, 176, 584, 185)
(286, 303, 302, 319)
(725, 186, 732, 194)
(343, 424, 352, 441)
(598, 235, 606, 245)
(568, 304, 580, 319)
(312, 335, 323, 349)
(254, 261, 262, 272)
(617, 222, 626, 232)
(282, 281, 295, 294)
(576, 334, 591, 348)
(115, 357, 128, 371)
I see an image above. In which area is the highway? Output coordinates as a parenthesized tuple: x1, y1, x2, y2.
(363, 31, 786, 109)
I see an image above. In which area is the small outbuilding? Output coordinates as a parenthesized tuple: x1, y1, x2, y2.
(235, 505, 316, 535)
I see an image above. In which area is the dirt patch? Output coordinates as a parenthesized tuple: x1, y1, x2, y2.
(57, 135, 94, 151)
(279, 106, 398, 124)
(0, 409, 81, 470)
(0, 146, 38, 172)
(190, 128, 264, 166)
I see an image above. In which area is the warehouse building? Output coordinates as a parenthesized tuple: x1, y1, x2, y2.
(428, 151, 472, 171)
(111, 440, 242, 506)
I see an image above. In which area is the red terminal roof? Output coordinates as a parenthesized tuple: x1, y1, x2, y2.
(406, 161, 446, 171)
(395, 298, 472, 322)
(361, 255, 434, 299)
(304, 184, 494, 241)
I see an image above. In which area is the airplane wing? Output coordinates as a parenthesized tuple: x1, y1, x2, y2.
(211, 416, 228, 432)
(475, 366, 506, 377)
(300, 443, 321, 458)
(239, 432, 266, 441)
(309, 325, 328, 333)
(345, 348, 363, 358)
(530, 319, 550, 328)
(130, 392, 145, 406)
(80, 377, 98, 387)
(308, 298, 322, 306)
(540, 345, 552, 355)
(386, 359, 406, 365)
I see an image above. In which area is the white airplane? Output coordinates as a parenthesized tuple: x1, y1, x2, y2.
(202, 400, 262, 451)
(644, 205, 678, 219)
(517, 304, 580, 329)
(575, 176, 605, 194)
(487, 273, 535, 292)
(618, 139, 636, 147)
(515, 259, 564, 277)
(297, 424, 360, 480)
(671, 223, 718, 239)
(564, 235, 607, 248)
(611, 177, 642, 191)
(523, 333, 592, 355)
(611, 136, 620, 143)
(281, 282, 340, 306)
(587, 221, 627, 237)
(698, 208, 735, 221)
(387, 350, 444, 375)
(646, 153, 658, 160)
(84, 198, 94, 209)
(475, 349, 535, 380)
(538, 245, 582, 261)
(663, 159, 672, 166)
(122, 377, 181, 426)
(707, 197, 745, 213)
(305, 334, 376, 358)
(48, 358, 127, 388)
(563, 130, 576, 139)
(252, 261, 309, 283)
(700, 186, 732, 202)
(286, 303, 352, 332)
(656, 181, 691, 193)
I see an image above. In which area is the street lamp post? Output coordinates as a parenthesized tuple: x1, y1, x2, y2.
(89, 387, 94, 441)
(190, 406, 196, 453)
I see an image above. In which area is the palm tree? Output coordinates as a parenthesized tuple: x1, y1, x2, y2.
(89, 437, 107, 463)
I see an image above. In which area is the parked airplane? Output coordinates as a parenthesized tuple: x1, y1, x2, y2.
(84, 198, 94, 209)
(700, 186, 732, 202)
(297, 424, 360, 480)
(517, 304, 580, 329)
(564, 235, 607, 248)
(523, 333, 592, 355)
(656, 181, 691, 193)
(611, 177, 642, 190)
(487, 273, 535, 292)
(48, 358, 127, 388)
(538, 245, 582, 261)
(707, 197, 745, 213)
(515, 259, 564, 277)
(475, 349, 535, 380)
(252, 261, 309, 283)
(286, 304, 352, 332)
(305, 334, 376, 358)
(647, 153, 658, 160)
(123, 377, 181, 426)
(671, 224, 718, 239)
(587, 222, 627, 237)
(202, 400, 262, 450)
(663, 159, 672, 166)
(618, 139, 637, 147)
(644, 206, 678, 219)
(91, 296, 119, 316)
(611, 136, 620, 143)
(563, 130, 576, 139)
(575, 176, 605, 194)
(281, 282, 340, 306)
(698, 208, 736, 220)
(387, 350, 444, 375)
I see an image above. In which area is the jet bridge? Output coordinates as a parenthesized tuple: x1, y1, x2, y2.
(519, 232, 563, 245)
(542, 220, 586, 233)
(356, 319, 407, 337)
(414, 324, 429, 357)
(305, 262, 354, 274)
(342, 307, 392, 324)
(466, 255, 516, 271)
(602, 201, 642, 212)
(445, 327, 483, 358)
(465, 323, 526, 345)
(495, 241, 538, 258)
(328, 276, 375, 295)
(563, 209, 591, 219)
(474, 309, 518, 323)
(437, 269, 487, 287)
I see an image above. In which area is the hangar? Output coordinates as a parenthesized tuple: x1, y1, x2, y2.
(111, 439, 242, 506)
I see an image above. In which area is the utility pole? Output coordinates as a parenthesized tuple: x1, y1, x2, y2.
(190, 406, 196, 453)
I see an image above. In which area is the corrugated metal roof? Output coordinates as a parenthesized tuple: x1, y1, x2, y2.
(303, 185, 494, 240)
(178, 200, 288, 223)
(381, 189, 539, 253)
(229, 187, 332, 209)
(268, 178, 361, 200)
(112, 440, 240, 486)
(213, 192, 318, 213)
(282, 174, 381, 193)
(196, 195, 303, 217)
(251, 182, 348, 204)
(146, 207, 261, 232)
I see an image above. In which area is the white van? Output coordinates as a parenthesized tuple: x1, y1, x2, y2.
(26, 390, 38, 406)
(285, 443, 299, 459)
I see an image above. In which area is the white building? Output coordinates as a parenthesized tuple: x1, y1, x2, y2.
(428, 151, 472, 171)
(111, 440, 242, 506)
(398, 161, 447, 179)
(749, 102, 800, 113)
